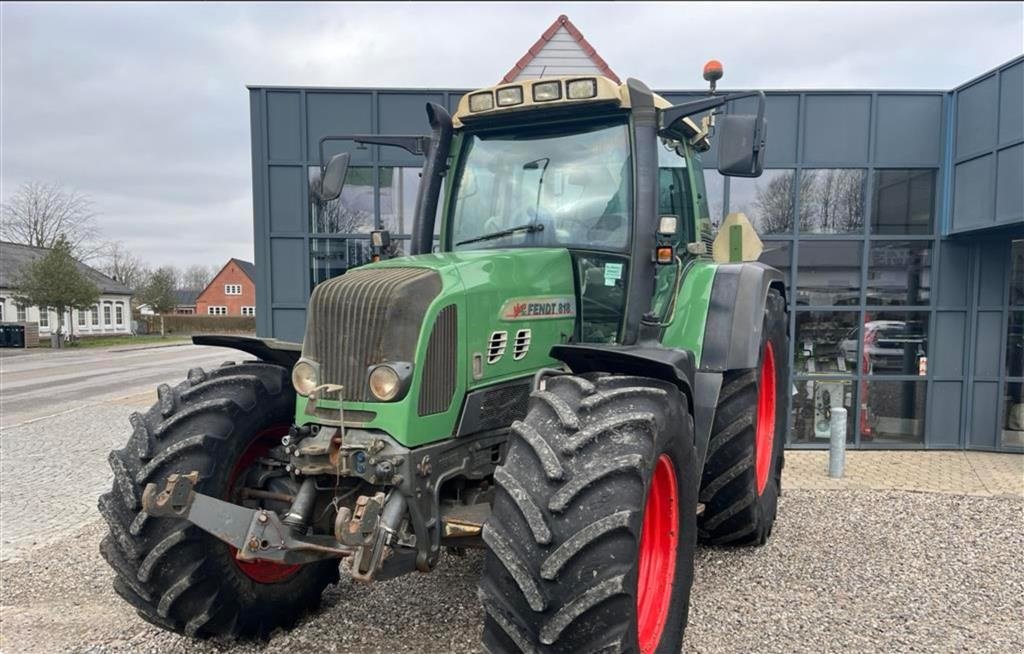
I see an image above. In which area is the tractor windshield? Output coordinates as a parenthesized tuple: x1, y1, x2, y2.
(449, 120, 632, 252)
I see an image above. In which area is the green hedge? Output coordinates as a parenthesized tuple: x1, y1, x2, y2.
(137, 315, 256, 335)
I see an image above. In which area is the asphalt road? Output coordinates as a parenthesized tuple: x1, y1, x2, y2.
(0, 343, 240, 559)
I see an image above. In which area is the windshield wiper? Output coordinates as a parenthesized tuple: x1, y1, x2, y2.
(456, 222, 544, 247)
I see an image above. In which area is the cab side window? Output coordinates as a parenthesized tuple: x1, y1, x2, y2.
(657, 141, 695, 244)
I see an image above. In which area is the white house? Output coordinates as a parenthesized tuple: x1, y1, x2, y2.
(0, 241, 134, 336)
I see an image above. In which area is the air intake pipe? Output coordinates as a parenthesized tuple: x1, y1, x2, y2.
(410, 103, 453, 255)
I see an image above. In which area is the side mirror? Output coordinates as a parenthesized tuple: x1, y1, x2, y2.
(716, 114, 767, 178)
(312, 152, 351, 202)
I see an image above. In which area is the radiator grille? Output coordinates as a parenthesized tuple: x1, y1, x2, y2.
(302, 267, 440, 402)
(418, 304, 458, 416)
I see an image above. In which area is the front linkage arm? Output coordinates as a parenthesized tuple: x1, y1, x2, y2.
(141, 472, 352, 565)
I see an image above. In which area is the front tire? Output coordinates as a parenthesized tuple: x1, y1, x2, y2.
(98, 361, 339, 639)
(479, 374, 698, 653)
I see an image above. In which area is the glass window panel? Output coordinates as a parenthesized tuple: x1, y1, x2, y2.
(1008, 311, 1024, 378)
(792, 379, 856, 444)
(309, 238, 373, 289)
(860, 311, 929, 376)
(1003, 382, 1024, 449)
(728, 169, 795, 234)
(862, 380, 926, 445)
(799, 169, 866, 234)
(1011, 240, 1024, 307)
(866, 241, 932, 306)
(309, 166, 375, 234)
(796, 241, 862, 306)
(760, 241, 791, 291)
(795, 311, 860, 374)
(871, 169, 936, 235)
(702, 170, 725, 230)
(380, 167, 423, 236)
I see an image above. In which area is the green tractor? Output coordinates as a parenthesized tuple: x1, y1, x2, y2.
(100, 63, 789, 653)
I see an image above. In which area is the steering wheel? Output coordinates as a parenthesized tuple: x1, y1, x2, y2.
(586, 212, 628, 244)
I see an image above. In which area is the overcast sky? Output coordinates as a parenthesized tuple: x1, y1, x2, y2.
(2, 1, 1021, 268)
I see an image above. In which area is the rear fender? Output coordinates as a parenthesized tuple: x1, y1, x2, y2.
(192, 335, 301, 369)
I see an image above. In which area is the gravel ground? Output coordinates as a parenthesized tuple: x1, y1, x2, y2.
(1, 489, 1021, 654)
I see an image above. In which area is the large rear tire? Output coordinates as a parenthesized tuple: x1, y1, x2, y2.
(479, 374, 698, 653)
(698, 288, 789, 546)
(98, 361, 339, 639)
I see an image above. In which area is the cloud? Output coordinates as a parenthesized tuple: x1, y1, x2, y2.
(2, 1, 1021, 268)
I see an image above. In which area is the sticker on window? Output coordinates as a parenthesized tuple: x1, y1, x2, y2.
(604, 262, 623, 286)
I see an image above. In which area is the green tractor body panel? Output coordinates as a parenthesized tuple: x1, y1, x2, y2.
(658, 261, 717, 367)
(295, 248, 576, 448)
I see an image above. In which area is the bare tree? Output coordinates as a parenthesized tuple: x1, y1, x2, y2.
(753, 173, 795, 234)
(100, 241, 150, 292)
(179, 264, 216, 291)
(1, 181, 102, 260)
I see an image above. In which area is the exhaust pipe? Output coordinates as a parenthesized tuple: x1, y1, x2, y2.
(410, 102, 453, 256)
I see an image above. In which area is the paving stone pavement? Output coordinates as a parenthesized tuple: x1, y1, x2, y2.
(784, 450, 1024, 497)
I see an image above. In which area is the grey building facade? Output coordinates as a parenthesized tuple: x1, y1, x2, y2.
(248, 54, 1023, 452)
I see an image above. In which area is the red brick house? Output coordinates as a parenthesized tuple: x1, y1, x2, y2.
(195, 259, 257, 317)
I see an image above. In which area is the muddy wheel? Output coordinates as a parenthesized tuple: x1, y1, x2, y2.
(98, 361, 338, 639)
(478, 373, 698, 653)
(698, 288, 789, 546)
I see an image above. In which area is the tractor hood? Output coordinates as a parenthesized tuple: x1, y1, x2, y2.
(298, 248, 577, 447)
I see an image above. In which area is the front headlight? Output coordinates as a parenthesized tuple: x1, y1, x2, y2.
(368, 365, 401, 401)
(291, 360, 318, 396)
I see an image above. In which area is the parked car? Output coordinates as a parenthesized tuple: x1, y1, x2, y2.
(841, 320, 927, 373)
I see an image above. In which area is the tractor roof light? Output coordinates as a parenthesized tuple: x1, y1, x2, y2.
(496, 86, 524, 107)
(532, 81, 561, 102)
(566, 78, 598, 100)
(469, 92, 494, 112)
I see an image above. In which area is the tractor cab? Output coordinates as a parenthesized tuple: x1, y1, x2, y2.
(312, 71, 766, 348)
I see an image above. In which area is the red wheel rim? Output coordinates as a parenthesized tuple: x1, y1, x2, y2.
(226, 426, 302, 584)
(636, 454, 679, 654)
(754, 341, 777, 496)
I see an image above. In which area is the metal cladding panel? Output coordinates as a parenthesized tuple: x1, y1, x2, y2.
(874, 95, 942, 164)
(955, 75, 998, 158)
(952, 154, 995, 230)
(268, 166, 305, 233)
(802, 95, 871, 164)
(418, 304, 458, 416)
(730, 94, 799, 165)
(998, 61, 1023, 144)
(996, 144, 1023, 222)
(968, 381, 999, 449)
(266, 91, 302, 161)
(934, 312, 966, 377)
(979, 243, 1008, 306)
(378, 92, 446, 165)
(272, 309, 307, 343)
(306, 92, 374, 163)
(270, 239, 306, 304)
(303, 267, 441, 402)
(974, 311, 1004, 378)
(937, 240, 971, 307)
(929, 382, 963, 447)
